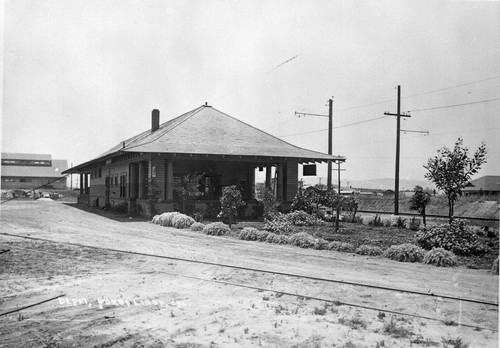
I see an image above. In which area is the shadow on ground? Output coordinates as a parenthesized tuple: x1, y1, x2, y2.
(62, 202, 149, 223)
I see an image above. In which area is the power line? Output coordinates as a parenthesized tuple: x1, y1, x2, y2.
(279, 115, 391, 137)
(407, 97, 500, 113)
(403, 75, 500, 99)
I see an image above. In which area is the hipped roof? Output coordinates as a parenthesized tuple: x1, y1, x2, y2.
(64, 105, 345, 174)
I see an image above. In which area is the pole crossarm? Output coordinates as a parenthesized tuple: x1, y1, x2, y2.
(400, 129, 429, 135)
(383, 112, 411, 118)
(294, 111, 329, 118)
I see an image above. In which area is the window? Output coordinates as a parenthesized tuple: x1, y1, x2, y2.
(119, 173, 127, 197)
(98, 167, 102, 178)
(20, 178, 32, 182)
(3, 178, 15, 182)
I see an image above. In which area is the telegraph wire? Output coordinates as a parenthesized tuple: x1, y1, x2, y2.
(403, 75, 500, 99)
(279, 115, 391, 137)
(407, 97, 500, 113)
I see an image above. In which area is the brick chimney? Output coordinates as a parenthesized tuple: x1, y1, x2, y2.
(152, 109, 160, 132)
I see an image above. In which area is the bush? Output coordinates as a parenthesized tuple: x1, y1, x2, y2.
(394, 217, 407, 229)
(423, 248, 457, 267)
(172, 214, 195, 229)
(368, 214, 383, 227)
(408, 217, 421, 231)
(288, 232, 317, 248)
(327, 241, 356, 253)
(264, 213, 294, 235)
(157, 212, 182, 227)
(355, 245, 383, 256)
(285, 210, 316, 226)
(192, 212, 204, 222)
(190, 222, 205, 231)
(383, 243, 425, 263)
(415, 219, 487, 256)
(492, 258, 499, 275)
(219, 185, 245, 228)
(203, 222, 231, 236)
(265, 233, 289, 244)
(256, 230, 271, 242)
(151, 214, 161, 224)
(238, 227, 260, 241)
(313, 238, 329, 250)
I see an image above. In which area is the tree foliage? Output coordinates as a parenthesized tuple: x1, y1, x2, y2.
(424, 137, 487, 221)
(173, 173, 203, 214)
(409, 185, 431, 226)
(219, 185, 245, 228)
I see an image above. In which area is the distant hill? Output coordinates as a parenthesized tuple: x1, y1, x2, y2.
(348, 178, 434, 191)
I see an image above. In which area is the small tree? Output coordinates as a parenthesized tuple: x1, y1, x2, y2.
(409, 185, 430, 226)
(146, 177, 161, 217)
(219, 185, 245, 228)
(424, 137, 487, 222)
(305, 184, 329, 225)
(259, 187, 278, 219)
(174, 173, 203, 214)
(291, 188, 313, 214)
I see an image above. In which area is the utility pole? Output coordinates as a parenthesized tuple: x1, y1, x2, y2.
(384, 86, 411, 215)
(327, 99, 333, 191)
(295, 97, 334, 190)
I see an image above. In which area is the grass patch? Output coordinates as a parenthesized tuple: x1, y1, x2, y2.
(441, 337, 469, 348)
(383, 317, 414, 338)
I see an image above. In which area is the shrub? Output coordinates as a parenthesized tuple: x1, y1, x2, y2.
(288, 232, 317, 248)
(368, 214, 383, 227)
(238, 227, 260, 241)
(383, 243, 425, 263)
(256, 230, 271, 242)
(151, 214, 161, 224)
(492, 257, 499, 275)
(394, 217, 407, 229)
(264, 213, 294, 235)
(415, 219, 487, 256)
(157, 212, 182, 227)
(285, 210, 316, 226)
(327, 241, 356, 253)
(313, 238, 329, 250)
(172, 214, 195, 229)
(423, 248, 457, 267)
(355, 245, 383, 256)
(265, 233, 289, 244)
(219, 185, 245, 228)
(203, 222, 231, 236)
(408, 217, 421, 231)
(190, 222, 205, 231)
(192, 212, 204, 222)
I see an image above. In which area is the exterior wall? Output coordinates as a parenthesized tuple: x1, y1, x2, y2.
(1, 176, 66, 190)
(78, 154, 301, 217)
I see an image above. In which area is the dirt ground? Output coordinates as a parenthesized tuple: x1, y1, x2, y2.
(0, 201, 498, 347)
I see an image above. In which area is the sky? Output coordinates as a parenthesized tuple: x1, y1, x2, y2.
(1, 0, 499, 187)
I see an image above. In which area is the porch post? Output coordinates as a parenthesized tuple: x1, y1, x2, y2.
(129, 163, 139, 198)
(138, 162, 147, 198)
(276, 164, 284, 200)
(84, 173, 88, 194)
(285, 160, 298, 201)
(166, 160, 174, 200)
(79, 174, 83, 195)
(265, 166, 272, 189)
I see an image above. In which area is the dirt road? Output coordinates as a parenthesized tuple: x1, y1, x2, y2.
(1, 201, 498, 347)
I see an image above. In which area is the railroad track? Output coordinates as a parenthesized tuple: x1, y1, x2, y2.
(1, 232, 498, 332)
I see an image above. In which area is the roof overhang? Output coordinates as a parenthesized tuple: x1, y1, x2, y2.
(62, 151, 345, 174)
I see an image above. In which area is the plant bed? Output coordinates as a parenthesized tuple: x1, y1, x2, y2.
(228, 219, 498, 269)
